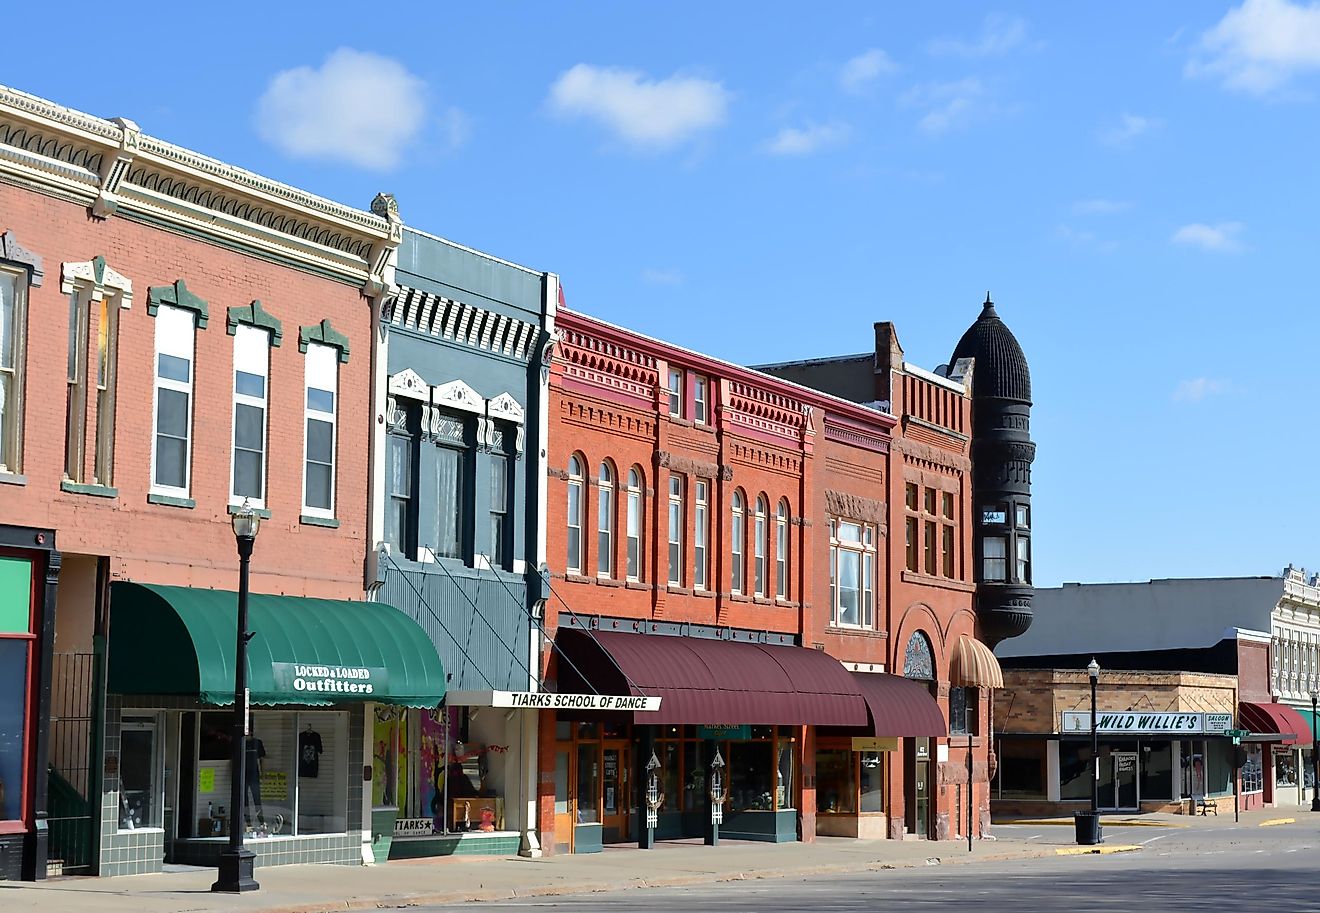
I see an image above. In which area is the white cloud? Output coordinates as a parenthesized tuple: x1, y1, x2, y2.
(840, 49, 897, 92)
(901, 79, 988, 134)
(763, 122, 850, 156)
(1098, 112, 1162, 147)
(641, 267, 683, 286)
(256, 49, 427, 170)
(1055, 224, 1117, 252)
(438, 106, 471, 152)
(1188, 0, 1320, 94)
(1173, 377, 1229, 402)
(548, 64, 730, 149)
(1171, 221, 1245, 252)
(1072, 198, 1132, 214)
(927, 14, 1033, 57)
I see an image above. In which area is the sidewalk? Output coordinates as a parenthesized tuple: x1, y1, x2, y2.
(0, 830, 1102, 913)
(994, 806, 1305, 829)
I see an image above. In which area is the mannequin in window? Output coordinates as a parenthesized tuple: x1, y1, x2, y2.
(244, 735, 267, 827)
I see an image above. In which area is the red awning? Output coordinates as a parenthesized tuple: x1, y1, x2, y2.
(554, 629, 868, 727)
(1239, 701, 1313, 746)
(852, 671, 948, 738)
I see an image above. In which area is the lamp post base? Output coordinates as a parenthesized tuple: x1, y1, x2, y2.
(1310, 796, 1320, 813)
(211, 847, 260, 893)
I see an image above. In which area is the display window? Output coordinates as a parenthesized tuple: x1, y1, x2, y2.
(816, 746, 887, 815)
(188, 710, 347, 839)
(0, 555, 34, 829)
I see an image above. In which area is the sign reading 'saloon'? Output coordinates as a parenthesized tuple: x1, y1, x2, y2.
(1059, 711, 1232, 735)
(272, 663, 389, 696)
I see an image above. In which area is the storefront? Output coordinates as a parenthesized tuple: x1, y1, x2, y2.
(542, 626, 872, 853)
(1238, 700, 1312, 808)
(0, 526, 59, 881)
(102, 582, 445, 875)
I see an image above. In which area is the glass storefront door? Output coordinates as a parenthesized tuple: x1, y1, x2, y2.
(1113, 752, 1138, 810)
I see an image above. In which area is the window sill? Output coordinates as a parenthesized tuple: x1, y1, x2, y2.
(148, 492, 196, 509)
(666, 585, 692, 596)
(566, 573, 595, 585)
(666, 415, 693, 428)
(825, 625, 887, 639)
(227, 503, 272, 519)
(0, 472, 27, 487)
(693, 588, 714, 598)
(775, 599, 799, 609)
(624, 580, 651, 591)
(62, 480, 118, 498)
(752, 596, 774, 606)
(596, 576, 623, 588)
(728, 593, 751, 603)
(300, 514, 340, 528)
(900, 570, 975, 592)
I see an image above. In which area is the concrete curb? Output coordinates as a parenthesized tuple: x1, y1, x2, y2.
(996, 818, 1186, 829)
(1258, 818, 1297, 827)
(1054, 844, 1143, 856)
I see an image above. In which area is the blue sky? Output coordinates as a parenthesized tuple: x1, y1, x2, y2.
(6, 2, 1320, 587)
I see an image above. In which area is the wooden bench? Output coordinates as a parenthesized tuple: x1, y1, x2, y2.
(1195, 797, 1217, 816)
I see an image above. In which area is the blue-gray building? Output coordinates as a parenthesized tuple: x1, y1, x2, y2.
(367, 227, 556, 859)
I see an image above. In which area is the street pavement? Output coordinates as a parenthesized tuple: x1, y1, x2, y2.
(0, 808, 1315, 913)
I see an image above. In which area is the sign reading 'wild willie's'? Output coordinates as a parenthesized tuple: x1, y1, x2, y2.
(1059, 711, 1233, 735)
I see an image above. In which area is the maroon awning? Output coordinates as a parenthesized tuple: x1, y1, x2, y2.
(1239, 701, 1312, 746)
(554, 629, 868, 727)
(851, 671, 947, 738)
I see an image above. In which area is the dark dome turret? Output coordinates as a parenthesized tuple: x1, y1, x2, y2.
(950, 295, 1032, 403)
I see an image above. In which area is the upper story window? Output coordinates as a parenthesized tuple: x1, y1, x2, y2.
(231, 325, 270, 507)
(829, 519, 875, 628)
(626, 467, 643, 581)
(489, 447, 510, 569)
(597, 462, 615, 578)
(731, 490, 745, 594)
(694, 479, 709, 591)
(754, 495, 768, 597)
(693, 375, 709, 425)
(667, 368, 683, 417)
(1015, 504, 1030, 529)
(982, 536, 1007, 583)
(433, 412, 469, 561)
(904, 483, 919, 572)
(1015, 535, 1031, 585)
(567, 454, 584, 574)
(302, 342, 338, 518)
(0, 266, 29, 476)
(941, 491, 956, 579)
(667, 475, 684, 586)
(776, 499, 789, 600)
(386, 414, 415, 558)
(151, 304, 197, 496)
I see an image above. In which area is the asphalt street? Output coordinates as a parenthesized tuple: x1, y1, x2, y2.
(416, 820, 1320, 912)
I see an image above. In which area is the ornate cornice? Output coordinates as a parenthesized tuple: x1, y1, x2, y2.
(0, 230, 42, 285)
(61, 256, 132, 307)
(385, 284, 539, 362)
(148, 279, 208, 327)
(299, 318, 350, 362)
(0, 85, 398, 291)
(824, 489, 886, 527)
(655, 450, 726, 480)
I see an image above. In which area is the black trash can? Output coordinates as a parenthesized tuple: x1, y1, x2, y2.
(1074, 810, 1101, 845)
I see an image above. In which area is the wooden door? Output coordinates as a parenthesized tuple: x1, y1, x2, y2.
(601, 741, 630, 843)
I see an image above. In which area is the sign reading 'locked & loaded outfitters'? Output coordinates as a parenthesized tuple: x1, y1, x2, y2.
(1059, 711, 1233, 734)
(272, 663, 389, 696)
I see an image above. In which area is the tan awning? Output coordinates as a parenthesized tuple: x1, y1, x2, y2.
(950, 636, 1003, 689)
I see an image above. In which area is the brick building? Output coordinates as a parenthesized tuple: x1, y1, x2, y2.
(534, 308, 976, 854)
(0, 86, 444, 880)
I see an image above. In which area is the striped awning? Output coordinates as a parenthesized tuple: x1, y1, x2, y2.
(950, 636, 1004, 689)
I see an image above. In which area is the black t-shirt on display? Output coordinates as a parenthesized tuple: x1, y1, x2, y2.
(299, 729, 323, 778)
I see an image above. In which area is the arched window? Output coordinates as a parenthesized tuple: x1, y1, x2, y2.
(567, 455, 584, 573)
(731, 490, 745, 594)
(597, 462, 614, 577)
(776, 499, 790, 599)
(626, 467, 643, 581)
(903, 631, 935, 681)
(754, 495, 768, 597)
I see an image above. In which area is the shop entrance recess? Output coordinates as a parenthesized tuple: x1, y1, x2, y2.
(601, 741, 631, 844)
(905, 738, 932, 837)
(1099, 752, 1139, 810)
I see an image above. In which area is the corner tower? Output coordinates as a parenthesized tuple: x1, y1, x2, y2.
(949, 295, 1035, 646)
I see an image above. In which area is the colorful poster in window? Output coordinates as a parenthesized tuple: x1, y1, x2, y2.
(372, 707, 406, 808)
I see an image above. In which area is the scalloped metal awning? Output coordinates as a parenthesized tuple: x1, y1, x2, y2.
(950, 635, 1004, 689)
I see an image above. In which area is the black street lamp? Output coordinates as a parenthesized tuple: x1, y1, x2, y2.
(1311, 690, 1319, 813)
(212, 499, 261, 893)
(1089, 658, 1100, 817)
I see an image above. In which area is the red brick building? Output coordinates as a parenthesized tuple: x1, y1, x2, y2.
(0, 87, 444, 880)
(535, 309, 980, 854)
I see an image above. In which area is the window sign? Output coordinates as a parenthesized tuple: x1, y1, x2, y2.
(981, 507, 1006, 525)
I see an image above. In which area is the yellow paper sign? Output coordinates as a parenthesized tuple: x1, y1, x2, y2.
(261, 771, 288, 802)
(199, 767, 216, 793)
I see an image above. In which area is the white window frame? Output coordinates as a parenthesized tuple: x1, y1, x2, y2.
(567, 455, 584, 574)
(229, 324, 270, 508)
(667, 368, 682, 417)
(983, 536, 1008, 583)
(776, 500, 789, 599)
(754, 495, 768, 597)
(301, 342, 338, 519)
(626, 467, 643, 581)
(829, 519, 875, 628)
(150, 304, 197, 498)
(0, 267, 27, 475)
(597, 462, 614, 578)
(1015, 535, 1031, 584)
(667, 475, 684, 586)
(731, 491, 745, 594)
(693, 375, 708, 425)
(694, 480, 709, 591)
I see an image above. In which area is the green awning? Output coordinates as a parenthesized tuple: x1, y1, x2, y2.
(108, 582, 445, 707)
